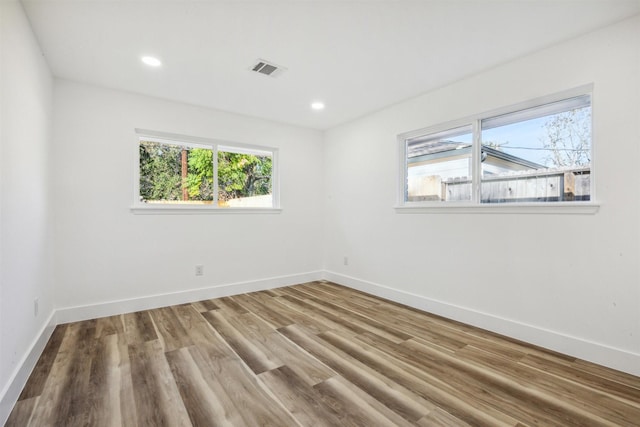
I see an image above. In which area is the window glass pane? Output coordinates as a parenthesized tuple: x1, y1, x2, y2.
(481, 97, 591, 203)
(406, 126, 473, 202)
(139, 140, 214, 204)
(218, 149, 273, 207)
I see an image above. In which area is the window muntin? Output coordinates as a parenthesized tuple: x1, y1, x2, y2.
(400, 90, 592, 206)
(136, 132, 277, 209)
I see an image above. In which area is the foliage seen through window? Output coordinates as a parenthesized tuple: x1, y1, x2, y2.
(139, 139, 273, 207)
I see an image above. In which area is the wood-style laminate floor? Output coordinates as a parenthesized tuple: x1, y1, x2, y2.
(6, 281, 640, 426)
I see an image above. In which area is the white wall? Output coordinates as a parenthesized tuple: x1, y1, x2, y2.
(52, 81, 324, 312)
(323, 15, 640, 374)
(0, 0, 55, 419)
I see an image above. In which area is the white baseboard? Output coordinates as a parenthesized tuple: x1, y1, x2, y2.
(56, 271, 324, 324)
(324, 271, 640, 377)
(0, 310, 57, 426)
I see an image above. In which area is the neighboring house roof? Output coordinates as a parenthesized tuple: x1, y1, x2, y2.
(481, 145, 544, 169)
(407, 140, 545, 170)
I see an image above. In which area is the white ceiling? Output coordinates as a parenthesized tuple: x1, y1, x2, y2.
(21, 0, 640, 130)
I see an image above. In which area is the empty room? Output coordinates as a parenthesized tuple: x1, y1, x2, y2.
(2, 0, 640, 425)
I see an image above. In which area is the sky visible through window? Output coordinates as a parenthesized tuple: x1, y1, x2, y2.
(418, 107, 591, 169)
(432, 118, 550, 166)
(482, 116, 550, 166)
(432, 116, 565, 167)
(482, 105, 592, 169)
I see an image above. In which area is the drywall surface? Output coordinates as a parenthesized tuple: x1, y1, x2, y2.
(0, 0, 55, 417)
(52, 80, 324, 309)
(323, 16, 640, 371)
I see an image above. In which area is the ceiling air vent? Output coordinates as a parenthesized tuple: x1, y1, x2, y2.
(251, 59, 286, 77)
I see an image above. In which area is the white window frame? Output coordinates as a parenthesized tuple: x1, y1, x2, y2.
(131, 129, 280, 214)
(396, 85, 599, 214)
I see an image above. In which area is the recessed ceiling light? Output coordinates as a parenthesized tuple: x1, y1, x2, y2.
(311, 101, 325, 111)
(141, 56, 162, 67)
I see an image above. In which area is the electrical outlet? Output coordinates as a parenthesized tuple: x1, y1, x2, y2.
(34, 298, 39, 317)
(195, 265, 204, 276)
(343, 256, 349, 266)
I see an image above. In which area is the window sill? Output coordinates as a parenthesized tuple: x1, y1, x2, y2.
(130, 205, 282, 215)
(394, 202, 600, 215)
